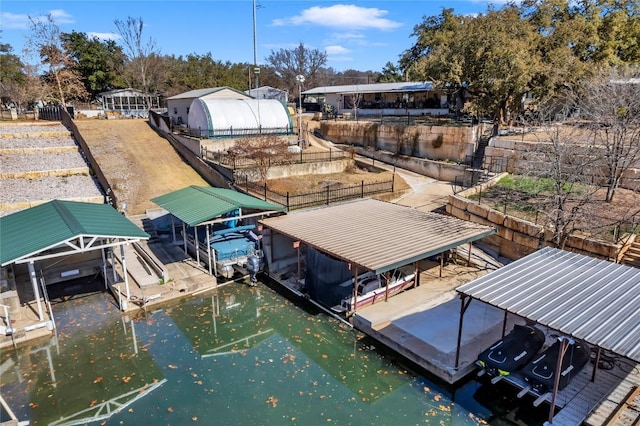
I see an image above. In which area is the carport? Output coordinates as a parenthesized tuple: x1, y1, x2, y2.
(455, 246, 640, 424)
(260, 198, 496, 315)
(0, 200, 149, 334)
(151, 186, 284, 276)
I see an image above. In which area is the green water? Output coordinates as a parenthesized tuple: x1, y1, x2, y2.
(0, 282, 547, 425)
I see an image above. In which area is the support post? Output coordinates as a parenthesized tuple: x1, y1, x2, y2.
(101, 247, 108, 290)
(171, 215, 176, 244)
(28, 261, 44, 321)
(591, 347, 601, 382)
(352, 267, 359, 314)
(548, 338, 571, 423)
(467, 242, 472, 266)
(502, 310, 508, 337)
(120, 244, 130, 310)
(454, 295, 472, 369)
(183, 223, 187, 255)
(195, 225, 201, 265)
(206, 225, 212, 276)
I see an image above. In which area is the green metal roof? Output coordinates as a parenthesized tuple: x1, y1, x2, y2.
(151, 186, 285, 227)
(0, 200, 149, 266)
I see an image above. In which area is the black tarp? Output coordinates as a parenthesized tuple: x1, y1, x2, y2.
(305, 247, 353, 308)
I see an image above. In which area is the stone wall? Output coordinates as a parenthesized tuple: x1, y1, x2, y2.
(446, 192, 621, 261)
(319, 121, 477, 163)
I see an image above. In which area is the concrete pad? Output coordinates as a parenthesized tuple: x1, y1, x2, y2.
(394, 298, 505, 353)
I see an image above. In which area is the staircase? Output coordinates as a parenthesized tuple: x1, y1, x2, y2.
(620, 238, 640, 268)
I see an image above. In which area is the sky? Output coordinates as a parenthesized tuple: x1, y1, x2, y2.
(1, 1, 500, 73)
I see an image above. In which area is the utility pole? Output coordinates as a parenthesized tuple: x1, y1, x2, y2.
(253, 0, 259, 89)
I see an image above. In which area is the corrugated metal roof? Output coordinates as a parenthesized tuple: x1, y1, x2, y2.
(456, 247, 640, 362)
(260, 198, 495, 275)
(0, 200, 149, 266)
(166, 87, 249, 100)
(151, 186, 285, 227)
(302, 81, 435, 95)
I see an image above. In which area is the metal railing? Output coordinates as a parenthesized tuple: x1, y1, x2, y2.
(236, 176, 394, 211)
(189, 126, 293, 139)
(204, 148, 350, 170)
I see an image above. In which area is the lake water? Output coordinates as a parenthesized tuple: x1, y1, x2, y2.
(0, 281, 548, 425)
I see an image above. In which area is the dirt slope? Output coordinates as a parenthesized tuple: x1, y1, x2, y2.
(75, 119, 207, 215)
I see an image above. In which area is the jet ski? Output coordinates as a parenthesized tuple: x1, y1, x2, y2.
(520, 338, 590, 394)
(476, 324, 545, 379)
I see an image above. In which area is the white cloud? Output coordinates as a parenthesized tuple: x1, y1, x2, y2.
(0, 12, 31, 29)
(0, 9, 74, 30)
(325, 45, 351, 55)
(47, 9, 74, 24)
(88, 32, 121, 41)
(271, 5, 402, 31)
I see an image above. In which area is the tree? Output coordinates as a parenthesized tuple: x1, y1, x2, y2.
(228, 135, 290, 183)
(114, 17, 160, 106)
(0, 42, 26, 105)
(518, 105, 603, 248)
(25, 13, 87, 104)
(61, 31, 126, 100)
(403, 6, 541, 124)
(575, 70, 640, 202)
(265, 43, 327, 100)
(377, 62, 404, 83)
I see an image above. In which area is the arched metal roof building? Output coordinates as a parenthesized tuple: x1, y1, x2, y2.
(188, 98, 293, 138)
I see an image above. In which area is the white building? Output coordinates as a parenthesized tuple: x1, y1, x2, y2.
(166, 87, 251, 126)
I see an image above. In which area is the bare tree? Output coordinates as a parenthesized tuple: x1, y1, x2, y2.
(228, 135, 290, 183)
(519, 106, 602, 248)
(265, 43, 327, 98)
(574, 70, 640, 202)
(114, 17, 159, 107)
(25, 13, 86, 105)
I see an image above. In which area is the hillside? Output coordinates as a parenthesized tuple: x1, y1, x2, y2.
(75, 119, 207, 215)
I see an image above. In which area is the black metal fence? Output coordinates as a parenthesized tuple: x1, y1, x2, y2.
(204, 147, 351, 170)
(189, 126, 293, 139)
(235, 175, 395, 211)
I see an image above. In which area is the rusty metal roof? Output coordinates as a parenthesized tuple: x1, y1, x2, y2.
(457, 247, 640, 362)
(260, 198, 496, 275)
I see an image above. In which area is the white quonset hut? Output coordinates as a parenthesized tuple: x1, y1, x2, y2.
(166, 87, 251, 126)
(187, 98, 293, 138)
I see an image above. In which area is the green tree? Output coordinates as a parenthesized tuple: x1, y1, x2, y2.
(25, 13, 87, 104)
(377, 62, 404, 83)
(0, 42, 26, 105)
(403, 6, 540, 123)
(61, 31, 127, 100)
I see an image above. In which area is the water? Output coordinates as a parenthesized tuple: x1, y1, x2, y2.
(0, 281, 548, 425)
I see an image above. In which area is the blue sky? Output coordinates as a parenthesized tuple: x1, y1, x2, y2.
(1, 1, 499, 72)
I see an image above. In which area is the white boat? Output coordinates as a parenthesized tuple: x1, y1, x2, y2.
(333, 268, 415, 313)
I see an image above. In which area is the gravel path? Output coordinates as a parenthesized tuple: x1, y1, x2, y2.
(0, 175, 103, 205)
(0, 152, 88, 174)
(0, 123, 69, 135)
(0, 136, 76, 149)
(0, 122, 104, 213)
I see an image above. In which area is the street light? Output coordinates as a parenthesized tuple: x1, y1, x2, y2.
(295, 74, 305, 147)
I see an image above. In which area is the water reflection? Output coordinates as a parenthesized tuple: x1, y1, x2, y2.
(0, 282, 540, 425)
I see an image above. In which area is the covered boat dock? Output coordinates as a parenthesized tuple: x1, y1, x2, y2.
(0, 200, 149, 344)
(151, 186, 284, 279)
(456, 247, 640, 425)
(259, 198, 496, 318)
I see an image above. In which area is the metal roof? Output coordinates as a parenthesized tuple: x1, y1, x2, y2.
(456, 247, 640, 362)
(302, 81, 435, 96)
(0, 200, 149, 266)
(151, 186, 285, 227)
(260, 198, 495, 275)
(166, 87, 250, 100)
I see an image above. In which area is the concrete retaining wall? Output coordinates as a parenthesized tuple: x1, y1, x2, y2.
(319, 121, 476, 163)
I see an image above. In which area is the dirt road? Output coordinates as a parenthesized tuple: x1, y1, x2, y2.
(75, 119, 207, 215)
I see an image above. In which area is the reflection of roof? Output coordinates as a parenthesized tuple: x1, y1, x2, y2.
(303, 81, 435, 95)
(151, 186, 285, 227)
(0, 200, 149, 266)
(457, 247, 640, 362)
(261, 198, 495, 275)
